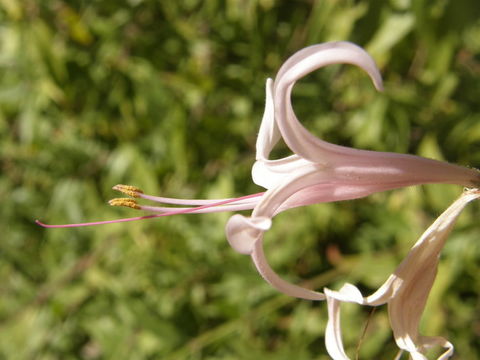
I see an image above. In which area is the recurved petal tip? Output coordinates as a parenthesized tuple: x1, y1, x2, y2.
(225, 214, 271, 254)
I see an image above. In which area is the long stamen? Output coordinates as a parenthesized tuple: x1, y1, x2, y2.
(36, 191, 264, 228)
(108, 193, 259, 213)
(138, 202, 257, 214)
(113, 184, 259, 206)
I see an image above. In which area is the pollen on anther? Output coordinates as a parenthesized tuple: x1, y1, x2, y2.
(112, 184, 144, 198)
(109, 198, 141, 210)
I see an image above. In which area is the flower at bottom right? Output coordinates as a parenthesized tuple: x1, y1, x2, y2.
(324, 188, 480, 360)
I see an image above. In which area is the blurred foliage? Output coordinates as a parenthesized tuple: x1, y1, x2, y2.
(2, 0, 480, 359)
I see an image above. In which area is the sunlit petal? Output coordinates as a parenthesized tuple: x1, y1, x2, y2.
(255, 78, 279, 162)
(225, 214, 271, 254)
(273, 41, 383, 162)
(323, 189, 479, 359)
(325, 289, 350, 360)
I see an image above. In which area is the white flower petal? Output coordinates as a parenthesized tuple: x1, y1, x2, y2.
(325, 283, 366, 304)
(246, 168, 352, 300)
(255, 78, 279, 161)
(270, 44, 480, 190)
(273, 42, 383, 163)
(251, 237, 325, 300)
(387, 189, 480, 357)
(225, 214, 271, 254)
(226, 40, 480, 360)
(325, 288, 350, 360)
(417, 336, 453, 360)
(322, 189, 478, 360)
(251, 155, 311, 189)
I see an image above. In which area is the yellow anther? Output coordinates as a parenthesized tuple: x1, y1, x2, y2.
(112, 184, 144, 198)
(108, 198, 141, 210)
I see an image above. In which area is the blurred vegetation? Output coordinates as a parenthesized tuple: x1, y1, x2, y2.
(2, 0, 480, 359)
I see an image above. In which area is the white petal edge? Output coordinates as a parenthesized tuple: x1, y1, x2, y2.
(255, 78, 279, 161)
(325, 288, 351, 360)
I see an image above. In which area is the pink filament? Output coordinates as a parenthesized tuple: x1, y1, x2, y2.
(36, 192, 264, 228)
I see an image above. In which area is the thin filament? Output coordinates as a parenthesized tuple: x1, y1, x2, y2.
(36, 192, 264, 228)
(140, 202, 258, 214)
(137, 192, 262, 205)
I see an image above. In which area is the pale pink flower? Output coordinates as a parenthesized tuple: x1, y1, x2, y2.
(225, 41, 480, 300)
(37, 41, 479, 299)
(323, 188, 480, 360)
(37, 41, 480, 359)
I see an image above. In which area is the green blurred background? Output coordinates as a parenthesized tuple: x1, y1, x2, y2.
(2, 0, 480, 359)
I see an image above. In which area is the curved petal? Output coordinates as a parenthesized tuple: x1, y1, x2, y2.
(247, 165, 337, 299)
(226, 212, 325, 299)
(323, 189, 479, 360)
(417, 336, 453, 360)
(236, 164, 480, 301)
(225, 214, 271, 254)
(271, 41, 480, 188)
(325, 288, 350, 360)
(251, 235, 325, 300)
(252, 163, 331, 218)
(255, 78, 280, 161)
(227, 165, 336, 300)
(253, 78, 317, 190)
(273, 41, 383, 162)
(387, 189, 480, 357)
(251, 154, 311, 189)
